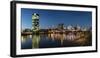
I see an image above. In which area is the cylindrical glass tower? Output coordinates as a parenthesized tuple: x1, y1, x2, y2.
(32, 13, 39, 33)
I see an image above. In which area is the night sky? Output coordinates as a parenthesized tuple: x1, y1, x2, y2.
(21, 8, 92, 29)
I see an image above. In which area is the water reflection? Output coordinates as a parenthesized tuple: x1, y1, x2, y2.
(21, 31, 92, 49)
(32, 35, 40, 48)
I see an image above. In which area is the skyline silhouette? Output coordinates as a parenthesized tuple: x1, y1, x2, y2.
(21, 8, 92, 30)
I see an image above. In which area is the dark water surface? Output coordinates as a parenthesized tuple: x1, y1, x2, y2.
(21, 33, 92, 49)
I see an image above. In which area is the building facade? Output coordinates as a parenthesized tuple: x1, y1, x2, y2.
(32, 13, 39, 32)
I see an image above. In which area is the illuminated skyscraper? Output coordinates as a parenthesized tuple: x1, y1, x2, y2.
(32, 13, 39, 32)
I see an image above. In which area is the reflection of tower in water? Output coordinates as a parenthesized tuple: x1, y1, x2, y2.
(32, 35, 40, 48)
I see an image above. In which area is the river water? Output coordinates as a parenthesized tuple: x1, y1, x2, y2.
(21, 32, 92, 49)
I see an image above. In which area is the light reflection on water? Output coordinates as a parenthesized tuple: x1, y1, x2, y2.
(21, 32, 92, 49)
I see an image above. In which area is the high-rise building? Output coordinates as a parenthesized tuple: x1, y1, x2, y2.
(57, 24, 64, 30)
(32, 13, 39, 32)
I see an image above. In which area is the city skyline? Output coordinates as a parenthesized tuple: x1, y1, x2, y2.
(21, 8, 92, 30)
